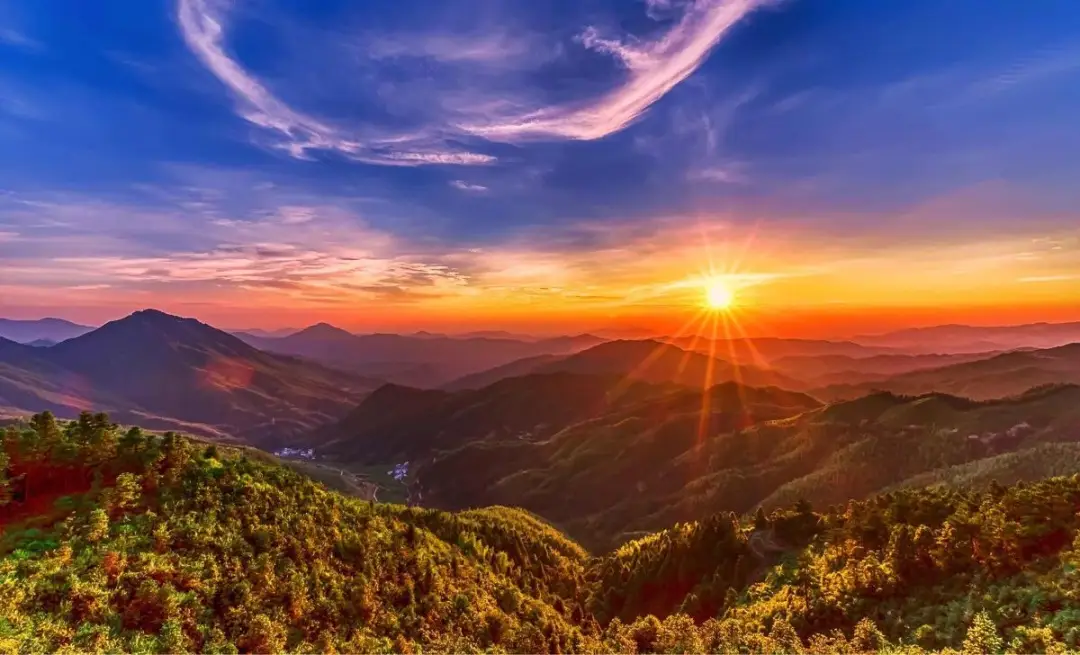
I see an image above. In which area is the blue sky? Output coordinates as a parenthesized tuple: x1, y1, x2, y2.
(2, 0, 1079, 332)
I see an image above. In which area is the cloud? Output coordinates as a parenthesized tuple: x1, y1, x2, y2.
(0, 27, 42, 52)
(691, 165, 748, 184)
(175, 0, 495, 166)
(461, 0, 767, 141)
(450, 180, 489, 193)
(367, 30, 549, 68)
(1019, 274, 1079, 283)
(0, 185, 496, 311)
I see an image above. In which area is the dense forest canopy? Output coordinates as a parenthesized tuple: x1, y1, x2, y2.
(4, 411, 1080, 652)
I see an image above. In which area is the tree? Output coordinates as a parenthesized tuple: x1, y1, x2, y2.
(87, 508, 110, 543)
(962, 611, 1002, 655)
(109, 473, 141, 515)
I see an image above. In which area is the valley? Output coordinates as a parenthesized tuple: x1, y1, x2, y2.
(7, 310, 1080, 651)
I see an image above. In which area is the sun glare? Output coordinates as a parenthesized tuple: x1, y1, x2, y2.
(704, 280, 735, 310)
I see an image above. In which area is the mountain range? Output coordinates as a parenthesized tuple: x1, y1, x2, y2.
(819, 342, 1080, 400)
(5, 309, 1080, 490)
(0, 317, 93, 343)
(852, 320, 1080, 352)
(405, 381, 1080, 549)
(236, 323, 606, 387)
(0, 310, 378, 444)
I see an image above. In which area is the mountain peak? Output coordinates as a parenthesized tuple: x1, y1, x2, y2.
(127, 308, 192, 324)
(294, 322, 355, 339)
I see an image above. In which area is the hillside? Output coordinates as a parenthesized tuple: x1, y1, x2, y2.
(415, 383, 1080, 550)
(1, 310, 379, 445)
(318, 372, 683, 466)
(0, 412, 597, 652)
(417, 382, 823, 548)
(530, 339, 802, 390)
(6, 411, 1080, 653)
(821, 342, 1080, 400)
(771, 350, 1003, 385)
(0, 337, 129, 418)
(666, 335, 898, 364)
(240, 324, 605, 387)
(442, 354, 563, 390)
(0, 317, 93, 344)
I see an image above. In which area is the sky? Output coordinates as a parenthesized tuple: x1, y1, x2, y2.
(1, 0, 1079, 337)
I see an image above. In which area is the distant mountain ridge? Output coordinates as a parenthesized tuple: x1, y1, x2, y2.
(238, 324, 606, 387)
(444, 339, 805, 391)
(0, 309, 380, 444)
(0, 317, 94, 343)
(819, 341, 1080, 400)
(853, 320, 1080, 352)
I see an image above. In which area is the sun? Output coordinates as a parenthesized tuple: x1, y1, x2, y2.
(704, 280, 736, 310)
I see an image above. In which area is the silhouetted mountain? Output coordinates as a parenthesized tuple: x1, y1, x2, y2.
(26, 338, 58, 348)
(854, 321, 1080, 352)
(530, 339, 805, 390)
(230, 326, 300, 339)
(318, 372, 679, 465)
(24, 309, 380, 444)
(667, 336, 899, 364)
(442, 354, 562, 390)
(241, 324, 606, 387)
(455, 330, 538, 341)
(442, 339, 807, 391)
(0, 317, 93, 343)
(771, 350, 1005, 384)
(819, 342, 1080, 400)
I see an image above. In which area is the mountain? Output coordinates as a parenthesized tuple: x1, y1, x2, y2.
(241, 324, 606, 387)
(854, 320, 1080, 352)
(230, 326, 300, 339)
(0, 336, 128, 418)
(442, 353, 563, 390)
(26, 338, 57, 347)
(0, 317, 93, 343)
(7, 410, 1080, 653)
(414, 382, 1080, 550)
(770, 350, 1004, 384)
(529, 339, 804, 390)
(442, 337, 809, 399)
(410, 381, 821, 547)
(455, 330, 539, 341)
(0, 310, 381, 444)
(317, 372, 683, 466)
(820, 342, 1080, 400)
(666, 335, 898, 365)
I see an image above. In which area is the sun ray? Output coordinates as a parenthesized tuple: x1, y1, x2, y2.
(607, 304, 710, 403)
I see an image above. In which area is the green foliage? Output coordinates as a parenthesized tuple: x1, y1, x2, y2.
(5, 410, 1080, 653)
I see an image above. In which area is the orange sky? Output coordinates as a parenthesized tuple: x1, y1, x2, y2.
(4, 208, 1079, 337)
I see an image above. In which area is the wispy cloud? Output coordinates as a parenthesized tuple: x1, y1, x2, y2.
(175, 0, 495, 166)
(0, 27, 42, 52)
(1019, 274, 1079, 283)
(461, 0, 767, 141)
(690, 165, 748, 184)
(450, 180, 489, 193)
(367, 30, 550, 67)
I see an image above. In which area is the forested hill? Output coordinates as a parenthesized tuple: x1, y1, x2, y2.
(5, 411, 1080, 652)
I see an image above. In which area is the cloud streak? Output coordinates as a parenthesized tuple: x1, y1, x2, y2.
(462, 0, 767, 141)
(450, 180, 489, 193)
(176, 0, 764, 164)
(175, 0, 495, 166)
